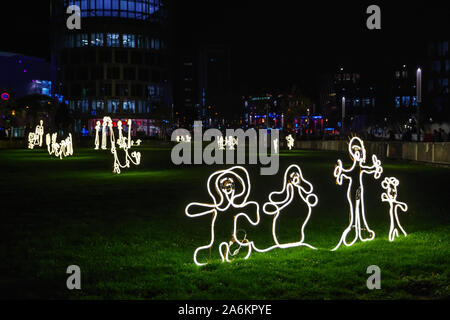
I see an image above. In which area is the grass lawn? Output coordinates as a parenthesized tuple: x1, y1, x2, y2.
(0, 145, 449, 300)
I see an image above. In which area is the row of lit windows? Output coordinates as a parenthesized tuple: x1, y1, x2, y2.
(394, 96, 418, 107)
(69, 99, 159, 114)
(65, 33, 166, 50)
(64, 0, 163, 21)
(66, 83, 165, 99)
(345, 98, 375, 107)
(64, 66, 166, 82)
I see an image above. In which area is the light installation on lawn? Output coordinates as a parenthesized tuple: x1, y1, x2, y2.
(286, 135, 295, 150)
(217, 136, 239, 150)
(28, 120, 44, 149)
(252, 165, 318, 253)
(94, 121, 101, 150)
(46, 133, 73, 159)
(332, 136, 383, 251)
(95, 117, 141, 174)
(176, 135, 191, 143)
(381, 177, 408, 242)
(185, 166, 259, 266)
(273, 138, 279, 154)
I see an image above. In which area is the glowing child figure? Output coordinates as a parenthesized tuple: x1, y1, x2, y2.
(286, 135, 295, 150)
(273, 138, 279, 154)
(381, 177, 408, 242)
(253, 165, 318, 253)
(332, 137, 383, 251)
(185, 166, 260, 266)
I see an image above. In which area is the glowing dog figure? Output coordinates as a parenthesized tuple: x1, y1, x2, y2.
(28, 120, 44, 149)
(185, 166, 260, 266)
(254, 165, 318, 252)
(286, 135, 295, 150)
(332, 137, 383, 251)
(381, 177, 408, 242)
(46, 133, 73, 159)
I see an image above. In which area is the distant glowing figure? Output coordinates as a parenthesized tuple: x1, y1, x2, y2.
(217, 136, 239, 150)
(254, 165, 318, 252)
(177, 135, 191, 143)
(273, 138, 279, 154)
(332, 136, 383, 251)
(185, 166, 260, 266)
(46, 133, 73, 159)
(286, 135, 295, 150)
(94, 121, 101, 150)
(95, 117, 141, 174)
(28, 120, 44, 149)
(381, 177, 408, 242)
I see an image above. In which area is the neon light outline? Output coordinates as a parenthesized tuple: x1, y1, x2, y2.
(381, 177, 408, 242)
(332, 136, 383, 251)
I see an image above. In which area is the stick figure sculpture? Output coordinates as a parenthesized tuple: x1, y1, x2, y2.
(286, 135, 295, 150)
(253, 165, 318, 253)
(332, 137, 383, 251)
(185, 166, 260, 266)
(381, 177, 408, 242)
(28, 120, 44, 149)
(94, 121, 101, 150)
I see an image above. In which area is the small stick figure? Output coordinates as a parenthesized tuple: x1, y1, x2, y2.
(286, 135, 295, 150)
(381, 177, 408, 242)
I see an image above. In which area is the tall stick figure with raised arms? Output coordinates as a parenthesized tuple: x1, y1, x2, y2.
(332, 137, 383, 251)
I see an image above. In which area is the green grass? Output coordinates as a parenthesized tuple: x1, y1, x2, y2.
(0, 145, 449, 300)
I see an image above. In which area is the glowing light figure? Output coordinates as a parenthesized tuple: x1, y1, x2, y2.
(273, 138, 279, 154)
(217, 136, 239, 150)
(28, 120, 44, 149)
(252, 165, 318, 253)
(95, 117, 141, 174)
(176, 135, 191, 143)
(94, 121, 101, 150)
(46, 133, 73, 159)
(381, 177, 408, 242)
(286, 135, 295, 150)
(332, 137, 383, 251)
(185, 166, 260, 266)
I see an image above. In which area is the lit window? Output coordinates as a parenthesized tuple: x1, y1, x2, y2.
(91, 33, 104, 46)
(107, 33, 120, 47)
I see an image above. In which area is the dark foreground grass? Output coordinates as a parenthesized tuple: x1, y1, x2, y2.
(0, 145, 449, 300)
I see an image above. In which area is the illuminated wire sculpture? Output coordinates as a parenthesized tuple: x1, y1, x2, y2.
(273, 138, 279, 154)
(185, 166, 260, 266)
(176, 135, 191, 143)
(381, 177, 408, 242)
(94, 117, 142, 174)
(94, 121, 101, 150)
(217, 136, 239, 150)
(332, 136, 383, 251)
(28, 120, 44, 149)
(286, 135, 295, 150)
(252, 165, 318, 253)
(46, 132, 73, 159)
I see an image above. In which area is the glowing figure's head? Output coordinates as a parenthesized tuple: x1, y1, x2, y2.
(349, 137, 366, 163)
(382, 177, 399, 201)
(208, 167, 251, 210)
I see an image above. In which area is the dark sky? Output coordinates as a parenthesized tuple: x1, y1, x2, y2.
(1, 0, 448, 94)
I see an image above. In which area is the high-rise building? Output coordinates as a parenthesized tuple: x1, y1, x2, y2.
(50, 0, 172, 136)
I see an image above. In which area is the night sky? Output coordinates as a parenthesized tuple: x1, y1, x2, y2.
(1, 0, 448, 95)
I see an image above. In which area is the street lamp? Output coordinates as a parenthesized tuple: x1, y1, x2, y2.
(342, 96, 346, 137)
(416, 68, 422, 142)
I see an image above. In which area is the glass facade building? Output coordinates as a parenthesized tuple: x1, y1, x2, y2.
(51, 0, 171, 136)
